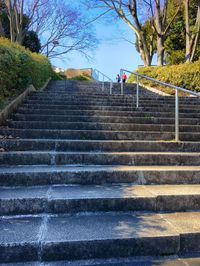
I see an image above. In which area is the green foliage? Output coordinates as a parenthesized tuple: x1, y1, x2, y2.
(0, 37, 54, 103)
(165, 0, 200, 64)
(23, 31, 41, 53)
(53, 72, 66, 80)
(135, 20, 156, 56)
(128, 60, 200, 95)
(0, 4, 41, 53)
(69, 75, 91, 81)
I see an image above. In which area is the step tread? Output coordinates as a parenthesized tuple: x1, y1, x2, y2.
(1, 212, 200, 254)
(1, 184, 200, 200)
(1, 165, 200, 174)
(0, 256, 199, 266)
(2, 81, 200, 263)
(1, 151, 200, 155)
(0, 212, 180, 243)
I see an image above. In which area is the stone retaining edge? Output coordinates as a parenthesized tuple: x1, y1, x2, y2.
(0, 77, 51, 125)
(131, 82, 171, 96)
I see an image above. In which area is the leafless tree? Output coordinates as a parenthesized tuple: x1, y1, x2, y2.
(3, 0, 97, 58)
(86, 0, 155, 66)
(184, 0, 200, 62)
(29, 0, 97, 58)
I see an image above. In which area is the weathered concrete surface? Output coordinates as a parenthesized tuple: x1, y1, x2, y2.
(1, 256, 200, 265)
(162, 212, 200, 253)
(2, 139, 200, 152)
(1, 80, 200, 264)
(0, 78, 51, 126)
(1, 184, 200, 215)
(1, 165, 200, 187)
(0, 217, 42, 263)
(1, 151, 200, 166)
(1, 212, 200, 262)
(0, 85, 36, 126)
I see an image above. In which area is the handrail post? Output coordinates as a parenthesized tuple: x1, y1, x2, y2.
(136, 75, 139, 108)
(120, 69, 123, 95)
(175, 89, 179, 142)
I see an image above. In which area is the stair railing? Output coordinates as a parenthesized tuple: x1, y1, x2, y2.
(92, 69, 113, 95)
(120, 68, 200, 142)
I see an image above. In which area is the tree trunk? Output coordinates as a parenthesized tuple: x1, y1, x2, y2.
(155, 0, 165, 66)
(184, 0, 191, 62)
(5, 0, 16, 42)
(157, 34, 164, 66)
(138, 35, 152, 66)
(9, 10, 15, 42)
(14, 0, 24, 44)
(190, 0, 200, 62)
(0, 20, 5, 37)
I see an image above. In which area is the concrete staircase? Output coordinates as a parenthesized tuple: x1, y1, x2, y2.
(0, 80, 200, 265)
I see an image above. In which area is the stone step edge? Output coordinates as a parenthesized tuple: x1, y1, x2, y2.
(0, 211, 199, 262)
(1, 184, 200, 215)
(1, 164, 200, 187)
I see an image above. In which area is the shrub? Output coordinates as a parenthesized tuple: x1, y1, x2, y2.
(0, 37, 54, 103)
(69, 75, 91, 81)
(128, 60, 200, 95)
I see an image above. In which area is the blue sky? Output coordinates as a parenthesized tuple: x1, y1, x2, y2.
(51, 12, 155, 80)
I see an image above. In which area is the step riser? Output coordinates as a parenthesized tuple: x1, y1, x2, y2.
(21, 104, 134, 111)
(17, 109, 200, 118)
(0, 236, 180, 263)
(0, 129, 177, 140)
(1, 195, 200, 215)
(0, 153, 199, 166)
(20, 104, 200, 113)
(23, 100, 200, 109)
(25, 99, 200, 107)
(25, 100, 138, 107)
(0, 244, 38, 263)
(2, 81, 200, 265)
(2, 140, 200, 152)
(1, 170, 200, 186)
(29, 96, 200, 103)
(13, 115, 200, 125)
(8, 121, 198, 132)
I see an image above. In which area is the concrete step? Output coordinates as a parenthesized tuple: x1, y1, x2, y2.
(1, 184, 200, 215)
(21, 103, 134, 111)
(20, 103, 200, 113)
(0, 151, 200, 166)
(24, 98, 200, 107)
(1, 165, 200, 187)
(16, 108, 200, 118)
(1, 128, 199, 141)
(7, 120, 199, 132)
(24, 99, 139, 107)
(1, 256, 199, 266)
(12, 114, 200, 125)
(23, 99, 200, 110)
(29, 95, 200, 103)
(1, 211, 200, 262)
(2, 139, 200, 152)
(31, 91, 197, 100)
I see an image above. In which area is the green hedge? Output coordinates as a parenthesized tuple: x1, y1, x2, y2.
(128, 60, 200, 95)
(0, 37, 54, 103)
(69, 75, 91, 81)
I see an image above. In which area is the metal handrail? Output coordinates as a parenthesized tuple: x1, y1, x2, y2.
(120, 68, 200, 142)
(92, 69, 113, 95)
